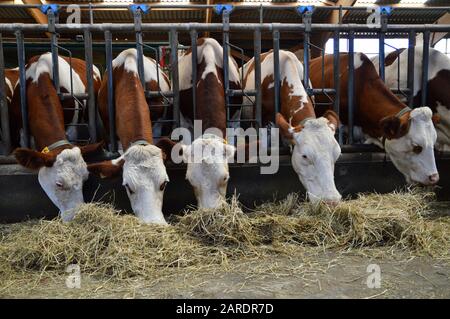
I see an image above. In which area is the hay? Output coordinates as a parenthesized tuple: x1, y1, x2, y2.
(0, 190, 449, 284)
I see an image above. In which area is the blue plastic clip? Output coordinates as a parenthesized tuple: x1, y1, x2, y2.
(129, 4, 150, 14)
(214, 4, 233, 15)
(40, 4, 59, 15)
(379, 6, 392, 15)
(297, 6, 314, 15)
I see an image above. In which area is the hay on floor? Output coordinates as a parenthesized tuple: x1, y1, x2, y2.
(0, 189, 449, 282)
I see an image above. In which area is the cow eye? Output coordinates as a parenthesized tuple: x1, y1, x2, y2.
(160, 181, 168, 191)
(56, 182, 64, 188)
(302, 155, 308, 159)
(124, 183, 134, 195)
(412, 145, 423, 154)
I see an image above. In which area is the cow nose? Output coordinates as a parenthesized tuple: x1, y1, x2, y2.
(429, 173, 439, 184)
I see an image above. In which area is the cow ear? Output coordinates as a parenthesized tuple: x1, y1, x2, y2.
(14, 148, 56, 170)
(275, 113, 302, 141)
(155, 137, 179, 161)
(87, 159, 124, 179)
(224, 144, 236, 161)
(432, 114, 441, 125)
(323, 110, 339, 133)
(380, 115, 410, 139)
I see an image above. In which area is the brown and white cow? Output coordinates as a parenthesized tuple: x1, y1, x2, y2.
(87, 48, 171, 224)
(9, 53, 103, 221)
(4, 68, 19, 103)
(167, 37, 238, 209)
(241, 50, 342, 204)
(311, 53, 439, 186)
(372, 46, 450, 151)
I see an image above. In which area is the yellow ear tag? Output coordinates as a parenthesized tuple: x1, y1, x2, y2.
(41, 146, 50, 154)
(223, 139, 228, 145)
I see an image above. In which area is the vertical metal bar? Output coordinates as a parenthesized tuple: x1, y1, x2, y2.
(254, 29, 262, 129)
(407, 31, 416, 108)
(105, 30, 117, 153)
(347, 31, 355, 145)
(222, 10, 231, 125)
(421, 31, 430, 107)
(0, 33, 11, 154)
(273, 29, 281, 121)
(378, 11, 387, 82)
(333, 31, 342, 145)
(84, 29, 97, 143)
(15, 30, 29, 148)
(134, 8, 146, 91)
(48, 10, 60, 95)
(303, 32, 310, 91)
(190, 29, 198, 119)
(170, 29, 180, 128)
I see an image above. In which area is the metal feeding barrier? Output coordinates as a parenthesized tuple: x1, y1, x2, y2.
(0, 4, 449, 157)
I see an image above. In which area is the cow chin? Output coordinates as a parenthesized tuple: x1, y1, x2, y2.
(196, 189, 226, 209)
(128, 190, 167, 225)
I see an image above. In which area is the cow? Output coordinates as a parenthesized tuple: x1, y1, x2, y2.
(160, 38, 239, 209)
(310, 53, 439, 186)
(87, 48, 171, 224)
(372, 46, 450, 151)
(9, 53, 103, 221)
(240, 50, 342, 204)
(4, 68, 19, 103)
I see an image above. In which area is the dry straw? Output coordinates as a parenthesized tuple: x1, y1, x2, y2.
(0, 189, 449, 282)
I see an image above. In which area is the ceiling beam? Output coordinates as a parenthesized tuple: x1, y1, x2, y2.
(22, 0, 51, 38)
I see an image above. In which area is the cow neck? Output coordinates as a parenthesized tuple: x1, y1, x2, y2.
(113, 66, 153, 151)
(282, 94, 316, 128)
(353, 58, 408, 138)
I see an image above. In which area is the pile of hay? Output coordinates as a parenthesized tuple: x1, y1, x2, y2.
(0, 190, 449, 281)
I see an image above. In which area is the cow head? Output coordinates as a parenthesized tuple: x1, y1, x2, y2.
(381, 107, 439, 185)
(14, 144, 103, 221)
(179, 135, 236, 209)
(88, 144, 169, 225)
(276, 111, 342, 205)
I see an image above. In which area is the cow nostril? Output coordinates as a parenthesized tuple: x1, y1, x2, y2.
(429, 173, 439, 183)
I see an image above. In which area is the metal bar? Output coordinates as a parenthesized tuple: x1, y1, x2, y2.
(273, 29, 281, 122)
(378, 11, 388, 82)
(48, 10, 60, 96)
(0, 33, 10, 154)
(222, 9, 231, 126)
(421, 31, 430, 107)
(254, 29, 262, 129)
(190, 29, 197, 120)
(134, 8, 146, 91)
(333, 30, 342, 145)
(170, 29, 180, 128)
(84, 29, 97, 143)
(347, 31, 355, 145)
(15, 30, 29, 148)
(105, 30, 117, 153)
(2, 23, 450, 33)
(407, 31, 416, 108)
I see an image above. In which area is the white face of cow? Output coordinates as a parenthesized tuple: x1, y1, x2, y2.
(182, 136, 236, 209)
(37, 147, 89, 222)
(290, 119, 342, 205)
(385, 107, 439, 185)
(121, 144, 169, 225)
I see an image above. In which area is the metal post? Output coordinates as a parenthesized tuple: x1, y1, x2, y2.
(134, 8, 146, 91)
(222, 9, 231, 125)
(347, 31, 355, 145)
(15, 30, 29, 148)
(273, 29, 281, 120)
(48, 9, 60, 95)
(407, 30, 416, 108)
(84, 29, 97, 143)
(254, 29, 262, 129)
(333, 31, 342, 145)
(421, 31, 430, 107)
(170, 29, 180, 128)
(190, 29, 198, 119)
(303, 11, 312, 93)
(0, 33, 10, 154)
(105, 30, 117, 153)
(378, 10, 388, 81)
